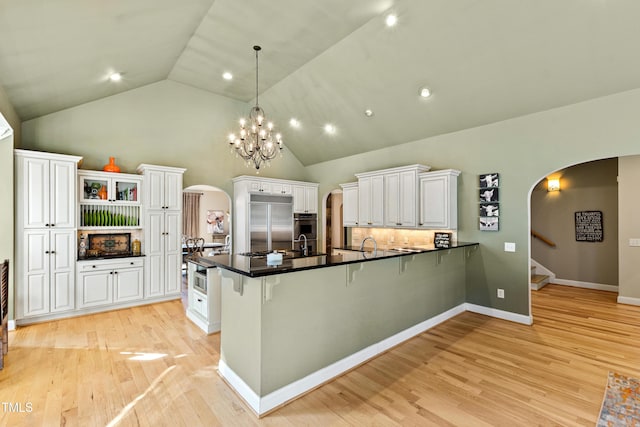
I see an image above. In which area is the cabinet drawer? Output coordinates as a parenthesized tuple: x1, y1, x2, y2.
(78, 258, 144, 271)
(191, 290, 208, 318)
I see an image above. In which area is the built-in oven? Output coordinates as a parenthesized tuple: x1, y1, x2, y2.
(293, 213, 317, 240)
(193, 268, 208, 294)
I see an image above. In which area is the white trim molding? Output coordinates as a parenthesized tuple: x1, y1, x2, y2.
(617, 296, 640, 306)
(553, 278, 618, 292)
(8, 320, 16, 331)
(464, 303, 533, 325)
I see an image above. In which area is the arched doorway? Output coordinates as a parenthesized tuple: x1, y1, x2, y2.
(183, 184, 232, 256)
(529, 157, 620, 317)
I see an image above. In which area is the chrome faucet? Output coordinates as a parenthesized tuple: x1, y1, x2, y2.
(359, 236, 377, 253)
(297, 234, 308, 256)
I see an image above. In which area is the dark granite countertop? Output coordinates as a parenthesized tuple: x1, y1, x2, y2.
(77, 253, 145, 262)
(194, 242, 478, 278)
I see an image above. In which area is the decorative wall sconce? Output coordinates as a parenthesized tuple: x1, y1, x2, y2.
(547, 178, 560, 192)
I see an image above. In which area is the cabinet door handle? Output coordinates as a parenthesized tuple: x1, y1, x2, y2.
(114, 271, 118, 275)
(45, 250, 50, 254)
(50, 251, 56, 254)
(197, 298, 203, 302)
(50, 223, 55, 227)
(109, 271, 113, 275)
(130, 262, 134, 265)
(92, 265, 97, 268)
(45, 223, 50, 227)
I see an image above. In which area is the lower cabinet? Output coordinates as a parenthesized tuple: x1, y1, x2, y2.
(77, 258, 144, 309)
(186, 262, 221, 334)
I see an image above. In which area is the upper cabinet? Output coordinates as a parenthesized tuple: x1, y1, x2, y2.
(293, 184, 318, 214)
(137, 164, 184, 211)
(16, 150, 82, 229)
(383, 165, 430, 228)
(354, 165, 430, 228)
(78, 170, 141, 205)
(340, 183, 359, 226)
(233, 176, 319, 214)
(418, 169, 460, 229)
(357, 174, 384, 227)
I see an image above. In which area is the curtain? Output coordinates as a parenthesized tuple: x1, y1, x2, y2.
(183, 192, 201, 239)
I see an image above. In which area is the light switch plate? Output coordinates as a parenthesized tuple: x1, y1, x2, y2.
(504, 242, 516, 252)
(630, 238, 640, 247)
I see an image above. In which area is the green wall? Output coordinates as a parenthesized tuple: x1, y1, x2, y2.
(1, 83, 19, 320)
(306, 87, 640, 315)
(20, 80, 640, 317)
(21, 80, 310, 194)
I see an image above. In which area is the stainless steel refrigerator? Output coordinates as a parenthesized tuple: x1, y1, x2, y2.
(249, 194, 294, 252)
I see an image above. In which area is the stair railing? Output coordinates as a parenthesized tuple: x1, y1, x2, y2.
(531, 230, 556, 247)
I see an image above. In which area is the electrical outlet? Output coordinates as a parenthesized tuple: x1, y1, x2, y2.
(504, 242, 516, 252)
(497, 288, 505, 298)
(629, 238, 640, 247)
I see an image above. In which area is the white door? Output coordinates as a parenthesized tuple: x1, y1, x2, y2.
(22, 230, 50, 316)
(164, 172, 183, 211)
(145, 211, 165, 297)
(78, 270, 112, 308)
(164, 211, 182, 295)
(399, 170, 417, 227)
(49, 160, 76, 228)
(50, 230, 75, 312)
(146, 170, 165, 210)
(385, 173, 400, 226)
(22, 157, 50, 229)
(113, 268, 144, 302)
(420, 175, 448, 228)
(370, 175, 384, 226)
(342, 185, 359, 226)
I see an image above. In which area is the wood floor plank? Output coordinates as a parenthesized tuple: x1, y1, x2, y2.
(2, 284, 640, 426)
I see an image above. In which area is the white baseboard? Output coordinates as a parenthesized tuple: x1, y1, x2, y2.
(554, 278, 618, 292)
(464, 303, 532, 325)
(617, 296, 640, 306)
(219, 303, 467, 416)
(186, 309, 221, 334)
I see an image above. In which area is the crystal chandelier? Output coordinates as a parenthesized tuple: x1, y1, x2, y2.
(228, 45, 283, 171)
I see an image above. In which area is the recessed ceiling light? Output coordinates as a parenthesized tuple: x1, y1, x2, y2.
(289, 118, 300, 128)
(364, 109, 374, 117)
(420, 87, 432, 98)
(222, 72, 233, 80)
(385, 14, 397, 27)
(324, 124, 336, 134)
(108, 72, 122, 82)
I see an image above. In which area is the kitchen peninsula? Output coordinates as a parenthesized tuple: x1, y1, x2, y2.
(198, 242, 479, 416)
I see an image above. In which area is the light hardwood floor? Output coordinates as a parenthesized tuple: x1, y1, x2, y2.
(1, 284, 639, 426)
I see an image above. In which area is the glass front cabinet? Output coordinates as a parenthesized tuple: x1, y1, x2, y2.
(78, 170, 143, 229)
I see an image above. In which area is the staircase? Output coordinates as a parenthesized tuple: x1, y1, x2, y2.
(530, 261, 552, 290)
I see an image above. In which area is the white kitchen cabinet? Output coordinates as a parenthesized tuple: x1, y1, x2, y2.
(15, 150, 82, 322)
(77, 258, 144, 308)
(21, 229, 76, 316)
(186, 262, 221, 334)
(384, 166, 430, 228)
(78, 170, 141, 205)
(78, 170, 143, 229)
(18, 154, 78, 229)
(340, 182, 359, 226)
(293, 184, 318, 214)
(137, 164, 185, 299)
(232, 176, 319, 253)
(419, 169, 461, 229)
(139, 165, 183, 211)
(357, 175, 384, 226)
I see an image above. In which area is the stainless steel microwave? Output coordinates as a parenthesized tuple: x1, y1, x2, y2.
(193, 271, 207, 294)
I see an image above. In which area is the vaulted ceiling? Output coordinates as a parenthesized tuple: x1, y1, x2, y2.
(2, 0, 640, 166)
